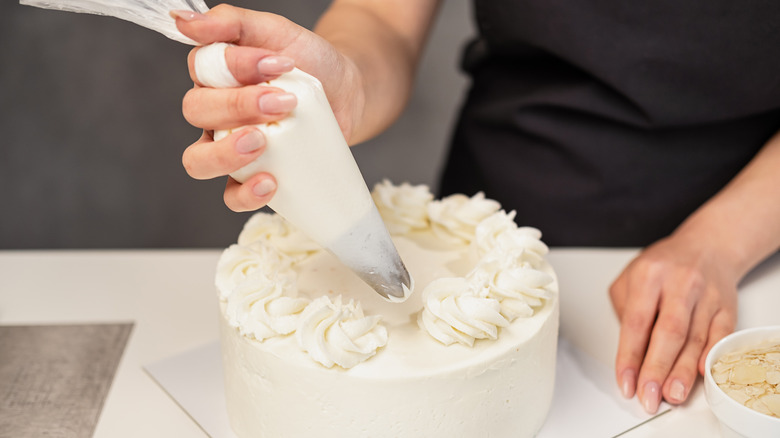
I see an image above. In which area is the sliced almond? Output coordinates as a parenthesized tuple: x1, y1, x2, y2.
(731, 364, 768, 385)
(760, 393, 780, 418)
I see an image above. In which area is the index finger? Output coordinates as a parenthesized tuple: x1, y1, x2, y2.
(614, 264, 662, 396)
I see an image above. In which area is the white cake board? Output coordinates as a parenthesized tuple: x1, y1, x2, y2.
(144, 337, 669, 438)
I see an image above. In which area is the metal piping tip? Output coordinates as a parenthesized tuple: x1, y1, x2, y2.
(325, 204, 415, 303)
(359, 263, 414, 303)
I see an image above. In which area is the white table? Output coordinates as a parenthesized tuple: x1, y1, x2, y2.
(1, 249, 778, 437)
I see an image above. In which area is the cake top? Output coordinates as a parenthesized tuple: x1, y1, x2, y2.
(215, 180, 556, 369)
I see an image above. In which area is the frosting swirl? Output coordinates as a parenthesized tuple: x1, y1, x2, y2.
(469, 250, 555, 321)
(215, 244, 290, 299)
(428, 192, 501, 244)
(371, 179, 433, 234)
(238, 212, 320, 260)
(225, 270, 309, 341)
(418, 277, 509, 346)
(474, 210, 549, 268)
(297, 296, 388, 369)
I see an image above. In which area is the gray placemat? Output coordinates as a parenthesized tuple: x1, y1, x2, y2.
(0, 323, 133, 438)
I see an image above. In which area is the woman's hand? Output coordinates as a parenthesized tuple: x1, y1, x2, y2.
(610, 231, 739, 414)
(171, 2, 439, 212)
(610, 130, 780, 414)
(171, 4, 368, 211)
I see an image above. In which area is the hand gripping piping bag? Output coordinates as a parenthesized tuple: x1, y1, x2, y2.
(20, 0, 413, 302)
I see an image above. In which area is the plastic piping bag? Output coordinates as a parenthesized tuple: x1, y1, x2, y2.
(20, 0, 208, 45)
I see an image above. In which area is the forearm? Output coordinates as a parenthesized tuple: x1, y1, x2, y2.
(673, 130, 780, 281)
(315, 0, 441, 144)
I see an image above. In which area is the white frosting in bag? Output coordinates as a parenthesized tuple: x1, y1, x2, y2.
(194, 42, 242, 88)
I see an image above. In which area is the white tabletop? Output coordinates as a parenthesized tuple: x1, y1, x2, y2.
(1, 248, 778, 437)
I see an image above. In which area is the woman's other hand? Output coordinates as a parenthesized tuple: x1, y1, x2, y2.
(610, 233, 738, 414)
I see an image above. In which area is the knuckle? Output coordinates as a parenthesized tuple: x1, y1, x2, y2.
(181, 89, 200, 125)
(635, 255, 664, 274)
(181, 149, 200, 178)
(642, 361, 670, 378)
(622, 348, 646, 366)
(715, 310, 737, 332)
(624, 257, 665, 287)
(225, 184, 260, 213)
(687, 331, 708, 349)
(680, 269, 706, 294)
(658, 314, 689, 339)
(623, 312, 651, 332)
(227, 91, 245, 121)
(228, 90, 259, 125)
(181, 94, 194, 118)
(224, 192, 245, 212)
(181, 152, 194, 175)
(608, 282, 621, 300)
(211, 3, 234, 15)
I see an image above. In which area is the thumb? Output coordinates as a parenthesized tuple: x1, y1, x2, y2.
(171, 4, 302, 49)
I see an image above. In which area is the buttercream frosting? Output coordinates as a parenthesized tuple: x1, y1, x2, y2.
(371, 179, 433, 234)
(225, 270, 309, 341)
(428, 192, 501, 244)
(297, 295, 388, 369)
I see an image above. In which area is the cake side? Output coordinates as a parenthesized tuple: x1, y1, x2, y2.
(220, 296, 558, 438)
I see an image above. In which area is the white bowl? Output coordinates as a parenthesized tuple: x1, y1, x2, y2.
(704, 326, 780, 438)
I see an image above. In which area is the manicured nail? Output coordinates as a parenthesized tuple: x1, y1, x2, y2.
(169, 10, 208, 22)
(620, 369, 636, 399)
(259, 92, 297, 114)
(642, 381, 661, 414)
(669, 379, 686, 402)
(235, 130, 264, 154)
(253, 179, 276, 197)
(257, 56, 295, 75)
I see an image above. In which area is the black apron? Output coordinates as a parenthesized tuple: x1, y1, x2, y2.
(439, 0, 780, 246)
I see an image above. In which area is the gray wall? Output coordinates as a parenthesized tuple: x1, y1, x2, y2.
(1, 1, 473, 249)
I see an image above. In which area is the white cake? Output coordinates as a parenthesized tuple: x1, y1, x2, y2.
(216, 181, 559, 438)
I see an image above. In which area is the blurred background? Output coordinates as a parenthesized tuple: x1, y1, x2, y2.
(1, 0, 474, 249)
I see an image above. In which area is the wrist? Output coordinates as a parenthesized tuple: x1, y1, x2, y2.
(671, 207, 756, 284)
(336, 53, 368, 144)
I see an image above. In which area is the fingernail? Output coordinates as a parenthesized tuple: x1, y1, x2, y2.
(669, 379, 686, 402)
(169, 10, 208, 22)
(257, 56, 295, 75)
(235, 130, 264, 154)
(620, 369, 636, 399)
(259, 92, 297, 114)
(642, 381, 661, 414)
(253, 179, 276, 197)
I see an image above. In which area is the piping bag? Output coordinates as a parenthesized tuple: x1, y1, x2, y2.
(21, 0, 413, 302)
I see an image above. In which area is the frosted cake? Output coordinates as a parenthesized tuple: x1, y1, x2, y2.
(216, 181, 559, 437)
